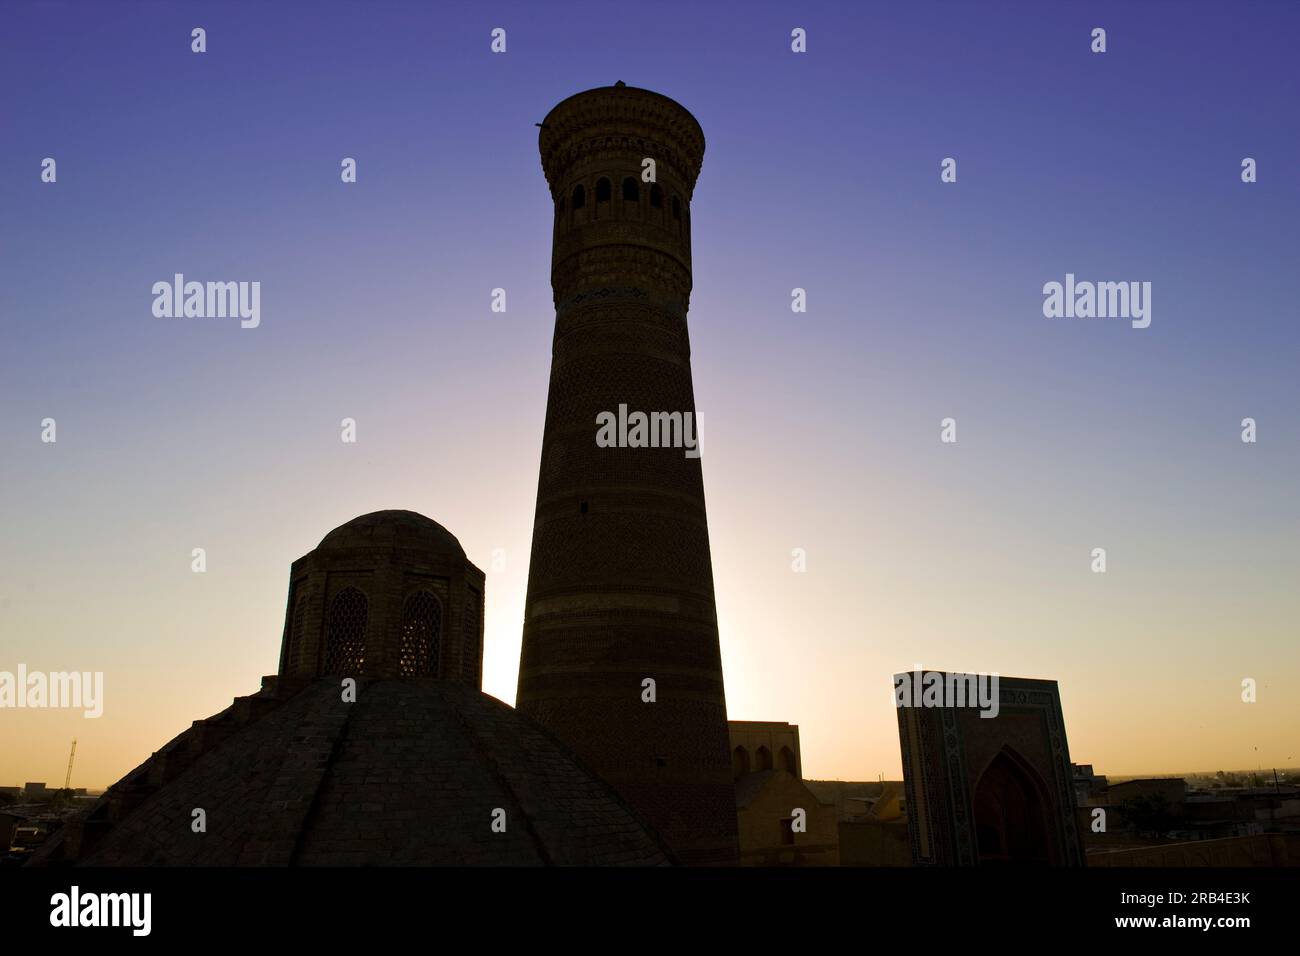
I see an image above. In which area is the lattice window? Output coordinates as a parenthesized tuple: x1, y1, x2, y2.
(323, 587, 367, 676)
(462, 588, 480, 685)
(399, 590, 441, 677)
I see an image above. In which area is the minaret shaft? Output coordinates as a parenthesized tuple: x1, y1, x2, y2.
(518, 85, 738, 865)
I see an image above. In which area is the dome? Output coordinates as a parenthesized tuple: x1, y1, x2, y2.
(31, 680, 671, 866)
(317, 510, 466, 559)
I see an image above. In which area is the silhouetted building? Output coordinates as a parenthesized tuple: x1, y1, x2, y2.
(278, 510, 485, 683)
(896, 672, 1083, 866)
(28, 84, 746, 869)
(0, 811, 19, 851)
(1107, 777, 1186, 807)
(730, 721, 802, 778)
(836, 781, 912, 867)
(30, 512, 670, 867)
(729, 721, 837, 865)
(518, 83, 738, 865)
(801, 779, 912, 866)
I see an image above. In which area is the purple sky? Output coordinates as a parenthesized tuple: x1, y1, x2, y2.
(2, 0, 1298, 787)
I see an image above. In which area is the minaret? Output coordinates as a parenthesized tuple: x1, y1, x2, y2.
(518, 83, 738, 865)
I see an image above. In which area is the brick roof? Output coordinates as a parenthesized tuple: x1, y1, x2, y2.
(32, 679, 671, 866)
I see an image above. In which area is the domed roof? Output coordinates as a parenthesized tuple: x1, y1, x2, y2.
(317, 510, 466, 558)
(35, 680, 671, 866)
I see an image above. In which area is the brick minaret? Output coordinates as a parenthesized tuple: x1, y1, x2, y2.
(518, 83, 738, 865)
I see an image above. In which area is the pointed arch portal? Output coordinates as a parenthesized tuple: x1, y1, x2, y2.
(972, 747, 1055, 865)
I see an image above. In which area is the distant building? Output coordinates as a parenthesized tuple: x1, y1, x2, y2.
(22, 783, 48, 799)
(9, 821, 51, 855)
(0, 811, 19, 851)
(896, 672, 1083, 866)
(729, 722, 837, 865)
(1108, 777, 1186, 807)
(1078, 775, 1300, 851)
(729, 721, 801, 778)
(807, 779, 911, 867)
(1072, 763, 1109, 805)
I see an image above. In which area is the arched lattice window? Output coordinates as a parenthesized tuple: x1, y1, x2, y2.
(622, 177, 639, 202)
(595, 177, 611, 203)
(399, 591, 441, 677)
(572, 184, 585, 209)
(756, 745, 773, 771)
(462, 588, 480, 685)
(649, 183, 663, 208)
(323, 587, 367, 676)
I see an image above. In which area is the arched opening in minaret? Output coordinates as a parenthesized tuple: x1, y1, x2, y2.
(671, 195, 681, 220)
(973, 747, 1055, 865)
(571, 183, 585, 209)
(622, 177, 639, 202)
(398, 590, 441, 677)
(732, 746, 750, 779)
(323, 586, 368, 676)
(756, 745, 773, 771)
(596, 177, 611, 203)
(649, 183, 663, 208)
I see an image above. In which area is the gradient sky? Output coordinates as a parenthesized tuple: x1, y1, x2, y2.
(2, 0, 1298, 790)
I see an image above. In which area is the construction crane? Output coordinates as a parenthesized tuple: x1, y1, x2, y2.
(63, 739, 76, 791)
